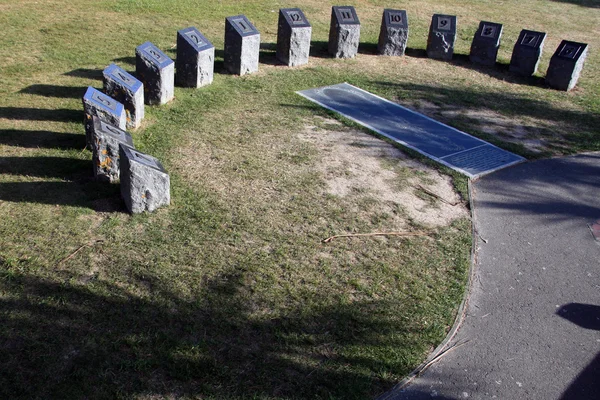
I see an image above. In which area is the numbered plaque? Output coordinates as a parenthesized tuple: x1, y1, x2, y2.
(224, 15, 260, 75)
(378, 9, 409, 56)
(82, 86, 126, 150)
(509, 29, 547, 76)
(135, 42, 175, 105)
(176, 27, 215, 88)
(546, 40, 589, 91)
(328, 6, 361, 59)
(90, 116, 134, 182)
(119, 144, 170, 214)
(276, 8, 312, 66)
(103, 64, 144, 129)
(469, 21, 503, 66)
(427, 14, 457, 60)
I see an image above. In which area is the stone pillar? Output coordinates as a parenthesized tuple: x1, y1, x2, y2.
(427, 14, 457, 60)
(135, 42, 175, 105)
(470, 21, 503, 66)
(378, 9, 409, 56)
(276, 8, 312, 67)
(103, 64, 144, 129)
(328, 6, 360, 59)
(509, 29, 547, 76)
(82, 86, 126, 150)
(546, 40, 589, 91)
(90, 116, 134, 182)
(224, 15, 260, 75)
(119, 144, 170, 214)
(176, 27, 215, 88)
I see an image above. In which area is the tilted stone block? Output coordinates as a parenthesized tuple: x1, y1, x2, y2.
(176, 27, 215, 88)
(509, 29, 546, 76)
(470, 21, 503, 67)
(224, 15, 260, 75)
(136, 42, 175, 105)
(103, 63, 144, 129)
(90, 116, 134, 182)
(119, 144, 170, 214)
(276, 8, 312, 67)
(546, 40, 589, 91)
(427, 14, 457, 60)
(378, 9, 409, 56)
(328, 6, 360, 59)
(82, 86, 126, 150)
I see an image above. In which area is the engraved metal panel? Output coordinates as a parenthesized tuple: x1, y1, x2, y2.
(91, 90, 117, 112)
(437, 16, 452, 31)
(384, 9, 408, 28)
(333, 6, 359, 25)
(481, 25, 497, 38)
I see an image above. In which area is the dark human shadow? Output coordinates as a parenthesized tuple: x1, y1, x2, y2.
(0, 156, 91, 179)
(0, 107, 83, 123)
(64, 68, 103, 80)
(557, 303, 600, 331)
(0, 270, 424, 399)
(551, 0, 600, 7)
(0, 129, 85, 150)
(19, 84, 88, 99)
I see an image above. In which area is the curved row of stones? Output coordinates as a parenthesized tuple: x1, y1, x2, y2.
(82, 6, 590, 214)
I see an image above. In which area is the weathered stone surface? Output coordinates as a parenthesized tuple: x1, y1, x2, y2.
(103, 64, 144, 129)
(224, 15, 260, 75)
(90, 116, 134, 182)
(276, 8, 312, 67)
(119, 144, 170, 214)
(378, 9, 409, 56)
(509, 29, 547, 76)
(328, 6, 360, 59)
(546, 40, 589, 91)
(427, 14, 457, 60)
(135, 42, 175, 105)
(176, 27, 215, 88)
(470, 21, 503, 66)
(82, 86, 126, 150)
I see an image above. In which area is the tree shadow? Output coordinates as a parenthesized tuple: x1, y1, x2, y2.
(0, 269, 425, 399)
(0, 107, 83, 123)
(19, 84, 88, 99)
(0, 129, 85, 150)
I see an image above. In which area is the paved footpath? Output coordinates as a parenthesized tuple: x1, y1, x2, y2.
(381, 152, 600, 400)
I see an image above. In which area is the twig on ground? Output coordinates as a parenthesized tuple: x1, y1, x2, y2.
(418, 339, 471, 374)
(55, 239, 104, 268)
(417, 184, 461, 206)
(322, 231, 428, 243)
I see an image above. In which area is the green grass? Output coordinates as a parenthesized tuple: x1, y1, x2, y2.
(1, 0, 598, 398)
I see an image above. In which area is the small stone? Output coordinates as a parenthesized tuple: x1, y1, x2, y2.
(509, 29, 547, 76)
(135, 42, 175, 105)
(546, 40, 589, 91)
(90, 116, 134, 182)
(470, 21, 503, 67)
(103, 63, 144, 129)
(427, 14, 457, 60)
(378, 9, 409, 56)
(224, 15, 260, 75)
(82, 86, 126, 150)
(276, 8, 312, 67)
(119, 144, 170, 214)
(328, 6, 360, 59)
(176, 27, 215, 88)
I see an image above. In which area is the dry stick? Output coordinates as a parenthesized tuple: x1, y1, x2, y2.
(417, 184, 461, 206)
(55, 239, 104, 267)
(322, 231, 428, 243)
(417, 339, 471, 374)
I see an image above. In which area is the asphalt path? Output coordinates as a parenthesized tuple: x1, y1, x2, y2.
(380, 152, 600, 400)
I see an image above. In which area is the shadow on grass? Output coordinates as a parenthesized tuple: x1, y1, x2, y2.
(551, 0, 600, 7)
(0, 107, 83, 123)
(64, 68, 103, 80)
(113, 56, 137, 65)
(0, 269, 426, 399)
(19, 84, 89, 99)
(0, 129, 85, 150)
(0, 156, 91, 179)
(448, 54, 547, 87)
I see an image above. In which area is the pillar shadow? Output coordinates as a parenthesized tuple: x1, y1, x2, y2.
(63, 68, 103, 80)
(0, 156, 91, 180)
(19, 85, 88, 99)
(0, 129, 85, 150)
(0, 107, 83, 123)
(112, 56, 137, 66)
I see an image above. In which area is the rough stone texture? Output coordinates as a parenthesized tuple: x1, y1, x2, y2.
(509, 29, 547, 76)
(546, 40, 589, 91)
(135, 42, 174, 105)
(82, 86, 126, 150)
(103, 63, 144, 129)
(119, 144, 170, 214)
(378, 9, 409, 56)
(90, 116, 134, 182)
(276, 8, 312, 67)
(224, 15, 260, 75)
(176, 27, 215, 88)
(328, 6, 360, 59)
(470, 21, 503, 66)
(426, 14, 457, 60)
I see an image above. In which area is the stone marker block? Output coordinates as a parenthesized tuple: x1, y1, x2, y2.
(546, 40, 589, 91)
(276, 8, 312, 67)
(378, 9, 409, 56)
(82, 86, 126, 150)
(224, 15, 260, 75)
(135, 42, 175, 105)
(427, 14, 457, 60)
(119, 144, 170, 214)
(103, 64, 144, 129)
(90, 116, 134, 182)
(509, 29, 547, 76)
(470, 21, 503, 66)
(328, 6, 360, 59)
(176, 27, 215, 88)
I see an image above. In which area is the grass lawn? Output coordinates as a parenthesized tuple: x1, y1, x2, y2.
(0, 0, 598, 399)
